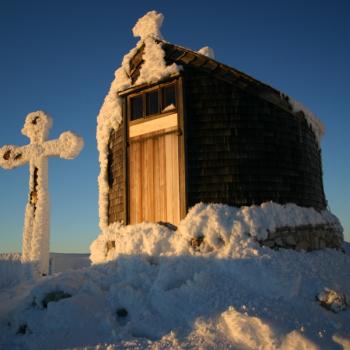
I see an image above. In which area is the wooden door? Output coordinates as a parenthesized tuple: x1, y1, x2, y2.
(128, 114, 180, 225)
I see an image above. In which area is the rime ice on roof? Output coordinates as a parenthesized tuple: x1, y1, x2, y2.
(198, 46, 215, 59)
(132, 10, 164, 40)
(287, 96, 325, 144)
(0, 111, 84, 277)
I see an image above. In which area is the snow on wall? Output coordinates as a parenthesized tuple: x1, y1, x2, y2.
(96, 11, 180, 230)
(90, 202, 341, 264)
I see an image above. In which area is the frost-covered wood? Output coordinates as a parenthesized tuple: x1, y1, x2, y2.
(96, 11, 180, 230)
(0, 111, 84, 276)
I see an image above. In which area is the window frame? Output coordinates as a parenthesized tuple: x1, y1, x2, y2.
(128, 81, 177, 126)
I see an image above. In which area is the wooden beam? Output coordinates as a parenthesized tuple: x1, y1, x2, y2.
(129, 113, 178, 138)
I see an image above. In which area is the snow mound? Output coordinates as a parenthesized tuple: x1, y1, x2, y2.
(1, 234, 349, 349)
(90, 202, 341, 264)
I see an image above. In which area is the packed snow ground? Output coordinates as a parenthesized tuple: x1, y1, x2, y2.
(0, 204, 349, 350)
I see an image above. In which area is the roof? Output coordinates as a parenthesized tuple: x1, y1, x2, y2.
(122, 39, 324, 144)
(126, 40, 292, 115)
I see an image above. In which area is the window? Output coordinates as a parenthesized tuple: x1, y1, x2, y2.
(146, 90, 159, 115)
(162, 84, 176, 112)
(129, 82, 177, 122)
(130, 95, 143, 121)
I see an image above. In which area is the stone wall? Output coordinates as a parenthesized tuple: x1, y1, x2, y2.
(259, 224, 343, 251)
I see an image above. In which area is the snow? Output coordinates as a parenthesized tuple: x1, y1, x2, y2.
(198, 46, 215, 59)
(0, 218, 349, 349)
(0, 254, 29, 290)
(282, 95, 324, 145)
(90, 202, 342, 264)
(0, 253, 90, 289)
(49, 253, 90, 273)
(0, 111, 84, 277)
(162, 103, 176, 112)
(132, 10, 164, 40)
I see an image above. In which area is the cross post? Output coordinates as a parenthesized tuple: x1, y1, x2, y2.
(0, 111, 84, 276)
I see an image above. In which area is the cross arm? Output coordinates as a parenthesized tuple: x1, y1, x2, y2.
(44, 131, 84, 159)
(0, 145, 31, 169)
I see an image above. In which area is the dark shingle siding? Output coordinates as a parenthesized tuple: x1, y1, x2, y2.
(183, 67, 326, 210)
(108, 122, 125, 224)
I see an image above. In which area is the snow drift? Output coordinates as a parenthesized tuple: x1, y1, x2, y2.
(90, 202, 342, 264)
(0, 203, 348, 350)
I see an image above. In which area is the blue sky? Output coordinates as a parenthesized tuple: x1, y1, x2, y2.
(0, 0, 349, 253)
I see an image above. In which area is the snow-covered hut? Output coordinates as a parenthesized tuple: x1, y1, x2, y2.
(97, 12, 342, 250)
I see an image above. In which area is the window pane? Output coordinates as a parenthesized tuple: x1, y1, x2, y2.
(162, 84, 176, 112)
(146, 90, 159, 116)
(130, 95, 143, 120)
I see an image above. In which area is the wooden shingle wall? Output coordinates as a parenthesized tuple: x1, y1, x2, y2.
(183, 67, 326, 211)
(108, 122, 125, 224)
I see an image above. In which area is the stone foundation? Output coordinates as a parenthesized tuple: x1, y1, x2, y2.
(259, 223, 343, 251)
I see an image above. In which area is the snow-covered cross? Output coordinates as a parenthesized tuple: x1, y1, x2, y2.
(0, 111, 84, 277)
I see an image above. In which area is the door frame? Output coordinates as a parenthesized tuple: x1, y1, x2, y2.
(123, 77, 187, 225)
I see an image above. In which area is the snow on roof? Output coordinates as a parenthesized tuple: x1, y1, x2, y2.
(286, 95, 325, 144)
(132, 10, 164, 40)
(198, 46, 215, 59)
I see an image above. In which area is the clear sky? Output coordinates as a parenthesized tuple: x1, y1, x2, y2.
(0, 0, 349, 253)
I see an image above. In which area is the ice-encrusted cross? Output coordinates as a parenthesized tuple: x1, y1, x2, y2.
(0, 111, 84, 276)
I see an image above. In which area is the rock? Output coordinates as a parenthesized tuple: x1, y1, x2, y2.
(263, 240, 275, 248)
(157, 221, 177, 231)
(311, 237, 319, 250)
(268, 230, 280, 239)
(275, 238, 283, 246)
(317, 288, 347, 313)
(191, 235, 204, 251)
(116, 308, 128, 318)
(41, 291, 72, 308)
(16, 324, 28, 335)
(319, 239, 326, 249)
(285, 235, 296, 246)
(296, 241, 309, 252)
(106, 240, 116, 253)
